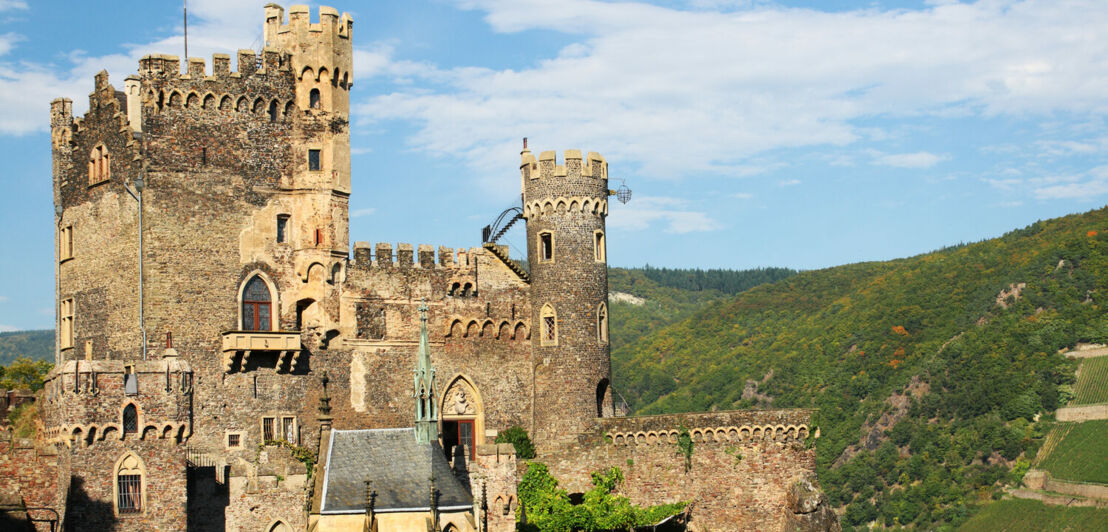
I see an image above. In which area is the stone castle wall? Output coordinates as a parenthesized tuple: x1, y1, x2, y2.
(61, 439, 187, 531)
(0, 432, 61, 532)
(541, 410, 823, 532)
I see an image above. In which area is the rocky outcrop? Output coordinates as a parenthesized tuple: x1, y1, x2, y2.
(783, 474, 840, 532)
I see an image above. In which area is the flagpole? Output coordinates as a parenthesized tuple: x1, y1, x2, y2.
(183, 0, 189, 61)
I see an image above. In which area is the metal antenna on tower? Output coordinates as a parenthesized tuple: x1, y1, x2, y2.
(183, 0, 189, 61)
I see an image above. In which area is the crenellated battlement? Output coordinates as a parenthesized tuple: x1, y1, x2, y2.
(265, 4, 352, 41)
(520, 148, 607, 181)
(138, 50, 292, 79)
(350, 242, 484, 270)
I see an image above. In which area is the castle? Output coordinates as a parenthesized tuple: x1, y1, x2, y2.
(0, 4, 837, 531)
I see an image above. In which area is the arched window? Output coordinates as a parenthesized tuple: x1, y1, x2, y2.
(309, 88, 321, 109)
(114, 452, 145, 514)
(242, 276, 272, 331)
(122, 403, 138, 434)
(540, 303, 557, 346)
(268, 100, 278, 122)
(597, 303, 608, 344)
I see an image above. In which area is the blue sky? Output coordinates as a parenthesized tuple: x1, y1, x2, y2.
(1, 0, 1107, 331)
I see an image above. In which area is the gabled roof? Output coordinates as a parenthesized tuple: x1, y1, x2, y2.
(320, 428, 472, 514)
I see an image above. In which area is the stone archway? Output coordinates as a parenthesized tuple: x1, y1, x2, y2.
(440, 375, 484, 462)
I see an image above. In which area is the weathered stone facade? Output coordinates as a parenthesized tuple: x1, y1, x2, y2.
(7, 3, 834, 531)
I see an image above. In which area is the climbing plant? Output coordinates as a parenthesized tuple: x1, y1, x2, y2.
(675, 426, 694, 473)
(517, 462, 685, 532)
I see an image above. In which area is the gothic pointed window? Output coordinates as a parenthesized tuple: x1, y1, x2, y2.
(540, 303, 557, 346)
(242, 276, 272, 331)
(122, 403, 138, 434)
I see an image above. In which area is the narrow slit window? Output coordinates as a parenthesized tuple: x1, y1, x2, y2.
(59, 298, 74, 349)
(59, 224, 74, 261)
(276, 215, 289, 244)
(597, 303, 608, 344)
(540, 232, 553, 262)
(308, 149, 321, 171)
(594, 231, 605, 262)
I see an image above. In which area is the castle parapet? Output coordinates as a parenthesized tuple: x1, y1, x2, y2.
(521, 149, 607, 180)
(265, 4, 352, 41)
(40, 359, 193, 447)
(349, 242, 477, 270)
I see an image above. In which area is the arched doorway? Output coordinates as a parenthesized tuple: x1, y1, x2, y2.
(440, 376, 484, 461)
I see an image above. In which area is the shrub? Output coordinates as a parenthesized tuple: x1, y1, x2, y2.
(494, 426, 536, 459)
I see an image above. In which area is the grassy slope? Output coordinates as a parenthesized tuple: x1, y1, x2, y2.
(0, 330, 53, 365)
(1073, 356, 1108, 405)
(959, 499, 1108, 532)
(613, 207, 1108, 529)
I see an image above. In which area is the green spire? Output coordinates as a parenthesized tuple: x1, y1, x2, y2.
(414, 299, 437, 444)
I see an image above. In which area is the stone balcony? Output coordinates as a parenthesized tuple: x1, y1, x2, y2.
(221, 331, 302, 373)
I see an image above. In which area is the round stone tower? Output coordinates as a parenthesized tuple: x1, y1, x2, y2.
(522, 146, 614, 447)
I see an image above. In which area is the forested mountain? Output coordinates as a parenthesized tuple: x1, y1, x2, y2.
(611, 207, 1108, 530)
(0, 330, 52, 365)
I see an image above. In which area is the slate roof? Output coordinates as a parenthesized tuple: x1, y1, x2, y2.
(320, 428, 473, 514)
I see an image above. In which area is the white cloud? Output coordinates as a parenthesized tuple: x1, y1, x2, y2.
(1033, 166, 1108, 199)
(732, 192, 753, 199)
(0, 1, 27, 12)
(606, 196, 721, 234)
(874, 151, 948, 169)
(0, 295, 7, 302)
(352, 0, 1108, 192)
(350, 208, 376, 218)
(0, 324, 16, 332)
(778, 179, 800, 186)
(0, 32, 20, 55)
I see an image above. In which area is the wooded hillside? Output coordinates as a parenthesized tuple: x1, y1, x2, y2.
(610, 207, 1108, 530)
